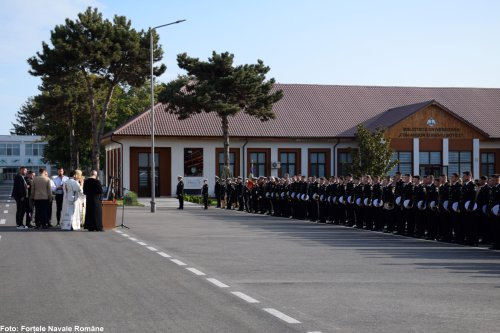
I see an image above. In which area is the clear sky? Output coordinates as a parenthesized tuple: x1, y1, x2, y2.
(1, 0, 500, 135)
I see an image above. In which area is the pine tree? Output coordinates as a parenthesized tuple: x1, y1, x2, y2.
(159, 51, 283, 178)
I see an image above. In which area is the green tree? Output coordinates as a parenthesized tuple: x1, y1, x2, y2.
(159, 51, 283, 178)
(27, 7, 166, 171)
(350, 124, 398, 177)
(11, 98, 39, 135)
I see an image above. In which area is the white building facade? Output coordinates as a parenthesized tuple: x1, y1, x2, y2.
(0, 135, 54, 181)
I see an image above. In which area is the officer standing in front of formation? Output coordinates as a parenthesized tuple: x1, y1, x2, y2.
(201, 179, 209, 209)
(176, 176, 184, 210)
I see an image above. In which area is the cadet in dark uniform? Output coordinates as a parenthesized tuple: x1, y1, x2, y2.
(438, 174, 452, 241)
(353, 177, 364, 228)
(372, 176, 383, 231)
(214, 176, 221, 208)
(449, 173, 463, 243)
(345, 174, 356, 226)
(362, 175, 373, 230)
(236, 177, 244, 211)
(401, 174, 414, 236)
(393, 172, 405, 234)
(476, 176, 490, 244)
(490, 174, 500, 250)
(426, 177, 440, 240)
(337, 177, 347, 224)
(461, 171, 478, 245)
(413, 175, 427, 237)
(382, 176, 395, 233)
(201, 179, 209, 209)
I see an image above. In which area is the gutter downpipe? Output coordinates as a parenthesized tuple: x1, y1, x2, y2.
(332, 138, 340, 176)
(242, 138, 249, 178)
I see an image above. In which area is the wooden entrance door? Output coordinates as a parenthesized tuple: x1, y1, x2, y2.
(130, 147, 171, 197)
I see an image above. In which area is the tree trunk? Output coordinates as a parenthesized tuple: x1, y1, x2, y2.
(82, 72, 100, 171)
(68, 106, 76, 170)
(221, 116, 231, 179)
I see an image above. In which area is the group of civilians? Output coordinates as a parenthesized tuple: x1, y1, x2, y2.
(11, 166, 103, 231)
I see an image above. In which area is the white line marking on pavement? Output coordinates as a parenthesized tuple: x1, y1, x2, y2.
(263, 308, 301, 324)
(7, 200, 10, 202)
(158, 252, 171, 258)
(121, 233, 130, 237)
(3, 210, 7, 214)
(0, 219, 5, 224)
(146, 246, 158, 252)
(170, 259, 187, 266)
(114, 230, 123, 233)
(129, 237, 137, 241)
(137, 241, 147, 246)
(231, 291, 259, 303)
(5, 204, 9, 207)
(307, 331, 323, 333)
(186, 267, 206, 276)
(206, 278, 229, 288)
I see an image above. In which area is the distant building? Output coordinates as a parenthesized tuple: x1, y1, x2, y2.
(0, 135, 54, 181)
(102, 84, 500, 196)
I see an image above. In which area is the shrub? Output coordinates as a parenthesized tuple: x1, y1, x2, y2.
(123, 191, 139, 206)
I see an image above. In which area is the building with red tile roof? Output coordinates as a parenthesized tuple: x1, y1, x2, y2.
(103, 84, 500, 196)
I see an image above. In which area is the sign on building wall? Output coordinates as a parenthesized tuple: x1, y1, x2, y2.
(386, 105, 486, 140)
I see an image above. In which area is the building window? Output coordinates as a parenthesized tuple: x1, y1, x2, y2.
(338, 151, 353, 176)
(278, 149, 301, 177)
(216, 148, 240, 177)
(448, 151, 471, 176)
(25, 144, 45, 156)
(218, 152, 235, 177)
(419, 151, 442, 177)
(308, 149, 330, 178)
(184, 148, 203, 177)
(0, 143, 20, 156)
(389, 151, 412, 175)
(250, 152, 267, 177)
(481, 152, 495, 176)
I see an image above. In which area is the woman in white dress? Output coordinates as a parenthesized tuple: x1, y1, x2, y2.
(60, 170, 83, 231)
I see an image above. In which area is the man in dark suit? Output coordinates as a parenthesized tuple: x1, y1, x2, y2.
(11, 166, 28, 229)
(176, 176, 184, 210)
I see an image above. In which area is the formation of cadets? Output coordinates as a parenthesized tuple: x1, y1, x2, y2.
(214, 172, 500, 249)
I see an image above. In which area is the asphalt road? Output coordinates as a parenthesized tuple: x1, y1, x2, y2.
(1, 183, 500, 333)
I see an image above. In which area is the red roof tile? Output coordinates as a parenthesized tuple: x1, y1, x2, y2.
(108, 84, 500, 139)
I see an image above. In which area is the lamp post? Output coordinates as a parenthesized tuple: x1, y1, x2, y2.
(150, 20, 186, 213)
